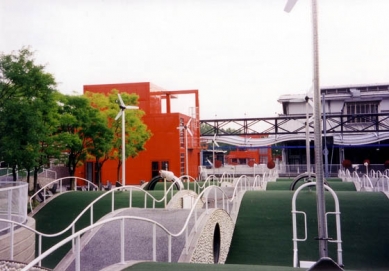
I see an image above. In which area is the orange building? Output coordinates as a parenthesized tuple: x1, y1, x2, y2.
(75, 82, 200, 185)
(226, 148, 272, 167)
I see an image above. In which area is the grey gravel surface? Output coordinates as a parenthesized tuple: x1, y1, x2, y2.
(64, 208, 204, 271)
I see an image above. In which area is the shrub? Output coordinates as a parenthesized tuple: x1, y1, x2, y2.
(267, 160, 275, 169)
(342, 159, 352, 169)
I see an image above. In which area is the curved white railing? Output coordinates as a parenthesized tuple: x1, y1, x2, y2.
(292, 182, 343, 268)
(0, 181, 28, 233)
(374, 175, 389, 192)
(29, 177, 99, 213)
(191, 175, 220, 194)
(18, 181, 250, 270)
(220, 172, 234, 184)
(361, 174, 374, 191)
(26, 180, 182, 263)
(252, 173, 267, 189)
(179, 175, 198, 191)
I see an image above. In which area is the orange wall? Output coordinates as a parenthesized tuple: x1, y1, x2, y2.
(78, 82, 200, 185)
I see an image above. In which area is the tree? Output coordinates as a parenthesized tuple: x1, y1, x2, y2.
(85, 89, 152, 183)
(84, 108, 114, 186)
(57, 94, 101, 179)
(0, 47, 58, 191)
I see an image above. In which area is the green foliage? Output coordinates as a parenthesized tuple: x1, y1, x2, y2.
(0, 47, 152, 187)
(0, 47, 59, 189)
(56, 94, 102, 176)
(85, 89, 152, 182)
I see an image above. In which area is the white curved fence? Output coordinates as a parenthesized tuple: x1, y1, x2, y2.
(18, 180, 250, 270)
(29, 177, 98, 213)
(0, 181, 28, 233)
(2, 173, 253, 270)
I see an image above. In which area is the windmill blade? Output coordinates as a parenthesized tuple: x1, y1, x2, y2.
(114, 110, 123, 121)
(284, 0, 298, 13)
(125, 105, 139, 110)
(186, 118, 192, 127)
(212, 134, 220, 147)
(187, 127, 193, 137)
(206, 158, 214, 167)
(186, 118, 193, 136)
(117, 93, 125, 107)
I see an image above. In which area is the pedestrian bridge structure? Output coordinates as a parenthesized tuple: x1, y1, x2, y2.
(200, 113, 389, 147)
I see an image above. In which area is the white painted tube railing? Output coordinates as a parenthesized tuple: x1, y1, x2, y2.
(291, 182, 343, 268)
(28, 182, 179, 259)
(29, 177, 99, 212)
(361, 174, 374, 190)
(0, 173, 254, 270)
(374, 175, 389, 192)
(19, 181, 249, 270)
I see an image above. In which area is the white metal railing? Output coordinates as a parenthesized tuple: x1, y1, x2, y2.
(0, 181, 28, 233)
(37, 168, 57, 180)
(374, 175, 389, 192)
(29, 177, 99, 213)
(220, 172, 234, 184)
(18, 180, 250, 270)
(7, 181, 182, 264)
(179, 175, 198, 191)
(292, 182, 343, 268)
(361, 174, 374, 191)
(26, 174, 240, 256)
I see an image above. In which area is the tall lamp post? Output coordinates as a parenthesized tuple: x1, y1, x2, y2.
(285, 0, 328, 259)
(212, 134, 219, 175)
(115, 93, 139, 186)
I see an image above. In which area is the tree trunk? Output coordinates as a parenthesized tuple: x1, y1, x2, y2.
(116, 160, 122, 183)
(12, 165, 17, 181)
(95, 160, 101, 186)
(26, 168, 31, 186)
(33, 167, 39, 193)
(67, 160, 76, 190)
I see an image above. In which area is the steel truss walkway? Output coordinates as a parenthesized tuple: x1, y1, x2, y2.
(200, 113, 389, 147)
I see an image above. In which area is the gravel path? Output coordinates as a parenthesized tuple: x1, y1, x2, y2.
(64, 208, 204, 271)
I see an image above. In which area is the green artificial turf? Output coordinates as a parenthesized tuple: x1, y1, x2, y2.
(153, 181, 214, 193)
(267, 178, 356, 192)
(226, 190, 389, 270)
(124, 262, 304, 271)
(33, 190, 170, 269)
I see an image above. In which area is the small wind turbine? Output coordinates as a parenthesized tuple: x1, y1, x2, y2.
(115, 93, 139, 186)
(177, 118, 193, 176)
(212, 134, 219, 175)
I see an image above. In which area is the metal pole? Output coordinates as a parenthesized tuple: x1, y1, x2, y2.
(213, 142, 215, 175)
(311, 0, 328, 258)
(185, 129, 189, 176)
(323, 93, 329, 178)
(306, 99, 311, 176)
(122, 112, 126, 186)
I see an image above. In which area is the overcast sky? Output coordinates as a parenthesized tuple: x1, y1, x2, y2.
(1, 0, 388, 119)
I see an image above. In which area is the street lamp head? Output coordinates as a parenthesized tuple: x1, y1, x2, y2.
(284, 0, 298, 13)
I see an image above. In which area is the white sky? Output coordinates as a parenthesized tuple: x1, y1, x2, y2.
(1, 0, 388, 119)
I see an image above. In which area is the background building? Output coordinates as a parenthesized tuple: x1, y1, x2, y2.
(277, 83, 389, 173)
(76, 82, 200, 185)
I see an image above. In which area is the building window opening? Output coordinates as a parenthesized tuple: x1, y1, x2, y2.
(346, 101, 378, 123)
